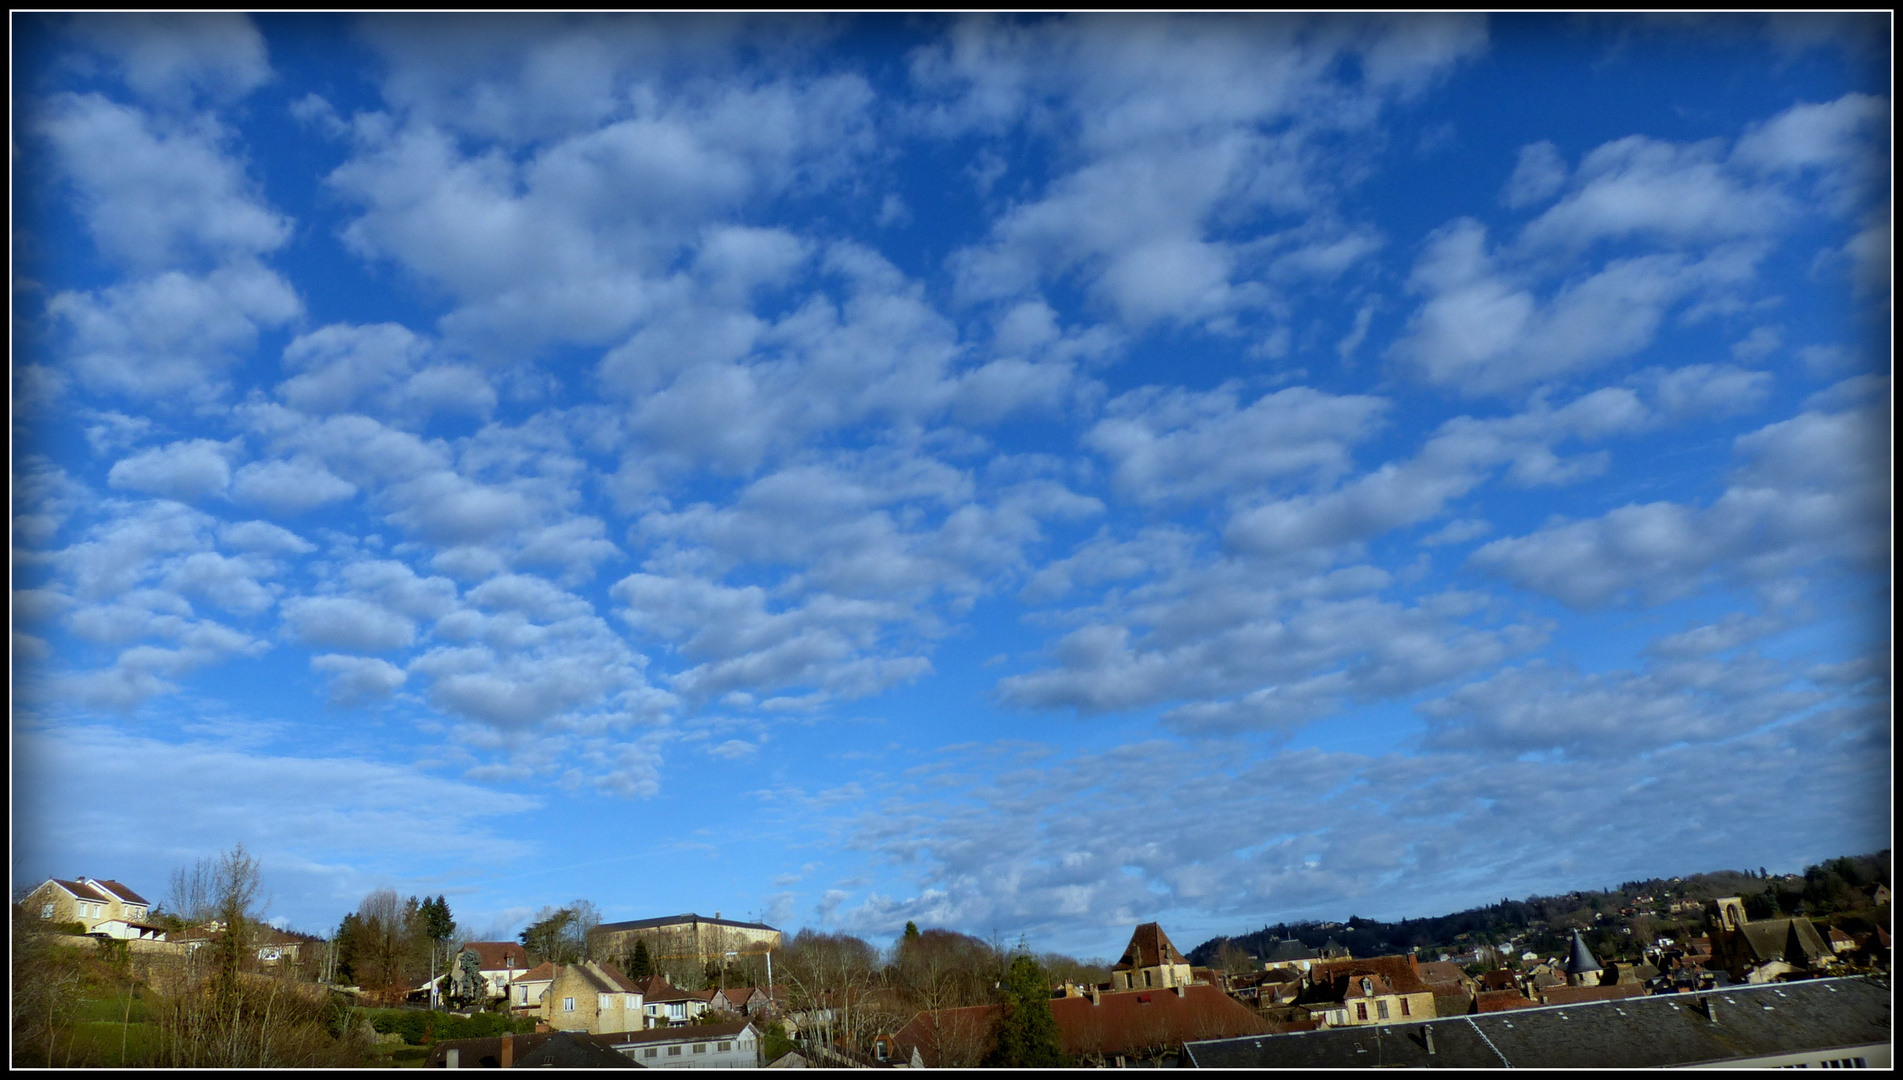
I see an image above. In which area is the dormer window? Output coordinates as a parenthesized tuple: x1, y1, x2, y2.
(1361, 977, 1373, 995)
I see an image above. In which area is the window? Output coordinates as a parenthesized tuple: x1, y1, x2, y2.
(1143, 971, 1153, 987)
(694, 1043, 707, 1054)
(600, 994, 613, 1011)
(1377, 1000, 1390, 1020)
(1356, 1002, 1368, 1021)
(643, 1048, 657, 1059)
(668, 1046, 682, 1056)
(563, 997, 576, 1012)
(41, 903, 54, 919)
(718, 1042, 732, 1052)
(1400, 999, 1411, 1017)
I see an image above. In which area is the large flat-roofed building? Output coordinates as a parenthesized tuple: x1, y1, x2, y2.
(595, 913, 782, 964)
(1184, 976, 1891, 1069)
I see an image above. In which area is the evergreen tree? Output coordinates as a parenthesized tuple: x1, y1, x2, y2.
(983, 954, 1066, 1068)
(626, 939, 655, 979)
(904, 921, 921, 941)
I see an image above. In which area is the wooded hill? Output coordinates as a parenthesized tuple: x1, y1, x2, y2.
(1188, 851, 1891, 967)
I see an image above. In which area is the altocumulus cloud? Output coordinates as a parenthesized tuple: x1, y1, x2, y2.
(10, 13, 1887, 947)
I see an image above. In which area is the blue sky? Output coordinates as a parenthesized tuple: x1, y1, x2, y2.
(11, 14, 1891, 957)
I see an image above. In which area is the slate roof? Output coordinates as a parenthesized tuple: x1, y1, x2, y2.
(425, 1031, 641, 1068)
(49, 879, 114, 903)
(1113, 923, 1189, 971)
(515, 1031, 642, 1068)
(1262, 938, 1319, 964)
(90, 879, 151, 906)
(1565, 931, 1602, 976)
(605, 1019, 753, 1047)
(1731, 918, 1832, 968)
(1185, 976, 1891, 1069)
(596, 913, 780, 934)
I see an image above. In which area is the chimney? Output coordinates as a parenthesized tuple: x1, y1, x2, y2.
(446, 1048, 460, 1069)
(1423, 1026, 1436, 1055)
(1172, 984, 1186, 998)
(715, 911, 721, 920)
(1086, 986, 1100, 1006)
(500, 1033, 513, 1068)
(1408, 951, 1419, 975)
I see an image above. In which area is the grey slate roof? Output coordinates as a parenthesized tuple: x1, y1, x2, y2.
(1263, 939, 1320, 964)
(1184, 976, 1890, 1069)
(1565, 930, 1602, 976)
(597, 913, 779, 933)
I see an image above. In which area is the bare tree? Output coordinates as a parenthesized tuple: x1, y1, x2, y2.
(167, 856, 218, 927)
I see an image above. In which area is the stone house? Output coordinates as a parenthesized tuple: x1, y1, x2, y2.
(1705, 896, 1833, 982)
(1110, 923, 1195, 991)
(627, 974, 714, 1027)
(24, 877, 166, 940)
(1296, 955, 1437, 1027)
(541, 960, 648, 1035)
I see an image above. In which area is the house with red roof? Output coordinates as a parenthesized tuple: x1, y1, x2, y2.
(889, 982, 1272, 1067)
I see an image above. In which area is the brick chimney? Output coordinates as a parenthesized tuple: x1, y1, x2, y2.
(1408, 951, 1420, 976)
(500, 1033, 513, 1069)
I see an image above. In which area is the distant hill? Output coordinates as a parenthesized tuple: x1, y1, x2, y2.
(1187, 851, 1890, 968)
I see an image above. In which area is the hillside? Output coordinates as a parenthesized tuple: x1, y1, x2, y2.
(1188, 851, 1891, 967)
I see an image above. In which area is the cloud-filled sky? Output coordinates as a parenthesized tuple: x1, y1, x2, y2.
(11, 14, 1890, 956)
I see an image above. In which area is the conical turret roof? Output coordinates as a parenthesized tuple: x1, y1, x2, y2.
(1565, 930, 1602, 975)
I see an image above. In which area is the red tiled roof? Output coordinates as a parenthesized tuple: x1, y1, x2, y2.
(461, 941, 531, 972)
(1113, 923, 1189, 971)
(1306, 955, 1432, 998)
(1539, 983, 1646, 1006)
(894, 985, 1269, 1066)
(1475, 990, 1537, 1013)
(517, 962, 558, 983)
(1416, 961, 1471, 987)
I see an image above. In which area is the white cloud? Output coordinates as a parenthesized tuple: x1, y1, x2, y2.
(310, 653, 408, 705)
(280, 596, 417, 653)
(924, 15, 1483, 330)
(1472, 398, 1889, 608)
(13, 721, 541, 933)
(62, 14, 272, 107)
(1388, 218, 1757, 393)
(36, 92, 289, 270)
(1501, 140, 1567, 208)
(1520, 135, 1790, 250)
(107, 439, 235, 502)
(1085, 383, 1387, 504)
(49, 261, 302, 400)
(231, 457, 359, 514)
